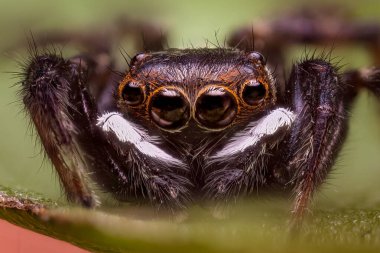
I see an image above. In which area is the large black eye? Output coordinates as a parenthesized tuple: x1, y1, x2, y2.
(241, 80, 267, 106)
(149, 88, 190, 130)
(195, 87, 237, 129)
(121, 81, 145, 105)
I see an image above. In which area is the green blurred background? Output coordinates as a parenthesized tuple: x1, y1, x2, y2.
(1, 0, 380, 210)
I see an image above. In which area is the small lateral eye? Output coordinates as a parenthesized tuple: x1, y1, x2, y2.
(241, 80, 267, 106)
(248, 52, 266, 65)
(121, 81, 145, 105)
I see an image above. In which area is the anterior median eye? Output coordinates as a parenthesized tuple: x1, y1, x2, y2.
(241, 80, 267, 106)
(121, 81, 145, 105)
(195, 87, 237, 129)
(149, 87, 190, 130)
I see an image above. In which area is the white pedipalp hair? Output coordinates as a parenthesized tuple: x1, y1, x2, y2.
(211, 108, 296, 159)
(96, 112, 184, 166)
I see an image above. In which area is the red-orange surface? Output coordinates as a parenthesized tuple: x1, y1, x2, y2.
(0, 219, 89, 253)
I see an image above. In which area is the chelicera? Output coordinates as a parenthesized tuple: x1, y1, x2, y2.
(19, 8, 380, 224)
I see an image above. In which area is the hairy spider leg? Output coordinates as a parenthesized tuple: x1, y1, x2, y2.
(280, 60, 380, 229)
(280, 60, 350, 229)
(21, 52, 101, 207)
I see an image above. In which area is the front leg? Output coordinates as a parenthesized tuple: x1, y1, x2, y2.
(283, 59, 349, 226)
(21, 50, 102, 207)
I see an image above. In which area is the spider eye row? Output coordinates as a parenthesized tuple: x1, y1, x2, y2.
(119, 80, 268, 130)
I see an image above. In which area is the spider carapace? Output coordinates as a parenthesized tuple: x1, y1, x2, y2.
(20, 8, 380, 224)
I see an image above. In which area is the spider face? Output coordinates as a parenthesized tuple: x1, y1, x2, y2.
(117, 49, 276, 133)
(19, 7, 380, 226)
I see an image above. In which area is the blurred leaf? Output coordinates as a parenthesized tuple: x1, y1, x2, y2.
(1, 187, 380, 253)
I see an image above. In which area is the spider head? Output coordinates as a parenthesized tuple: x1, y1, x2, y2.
(117, 48, 277, 133)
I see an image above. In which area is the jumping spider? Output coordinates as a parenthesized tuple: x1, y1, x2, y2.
(20, 8, 380, 223)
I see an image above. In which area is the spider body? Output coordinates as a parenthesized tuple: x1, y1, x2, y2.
(110, 48, 280, 199)
(20, 8, 380, 222)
